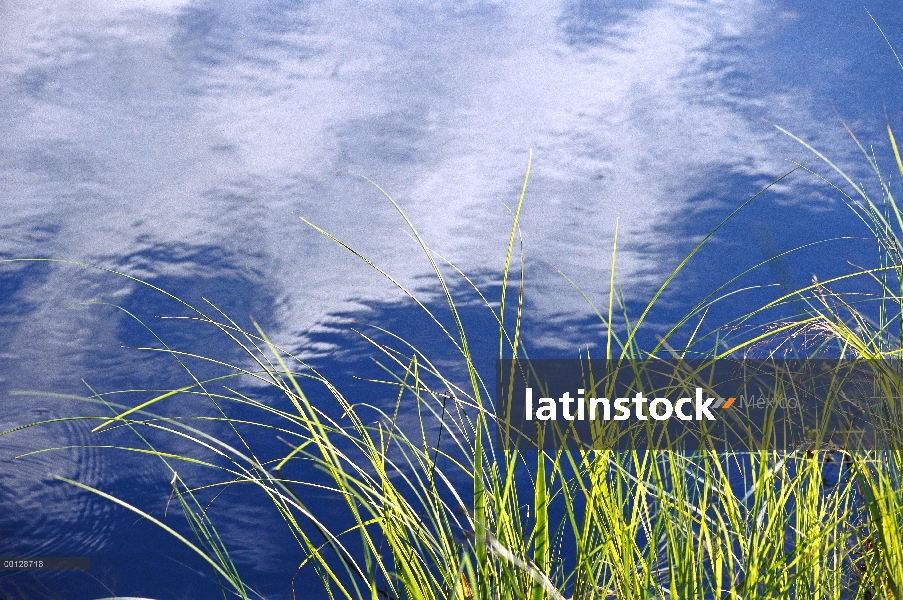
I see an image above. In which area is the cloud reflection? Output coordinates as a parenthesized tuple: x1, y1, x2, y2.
(1, 0, 901, 596)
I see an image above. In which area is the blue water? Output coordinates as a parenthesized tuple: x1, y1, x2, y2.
(1, 1, 902, 598)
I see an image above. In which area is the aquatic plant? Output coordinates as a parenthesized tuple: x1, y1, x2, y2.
(5, 25, 903, 597)
(5, 128, 903, 600)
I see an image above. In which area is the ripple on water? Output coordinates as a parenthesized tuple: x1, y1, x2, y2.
(0, 405, 113, 563)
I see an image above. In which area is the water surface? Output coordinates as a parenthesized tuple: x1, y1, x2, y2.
(1, 1, 902, 598)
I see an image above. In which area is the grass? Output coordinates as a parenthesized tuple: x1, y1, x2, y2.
(6, 43, 903, 600)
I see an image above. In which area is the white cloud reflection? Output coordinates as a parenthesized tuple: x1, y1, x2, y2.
(0, 0, 877, 354)
(0, 0, 897, 584)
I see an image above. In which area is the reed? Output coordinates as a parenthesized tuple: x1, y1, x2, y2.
(7, 46, 903, 598)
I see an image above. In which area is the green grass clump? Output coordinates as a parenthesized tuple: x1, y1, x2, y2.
(7, 54, 903, 600)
